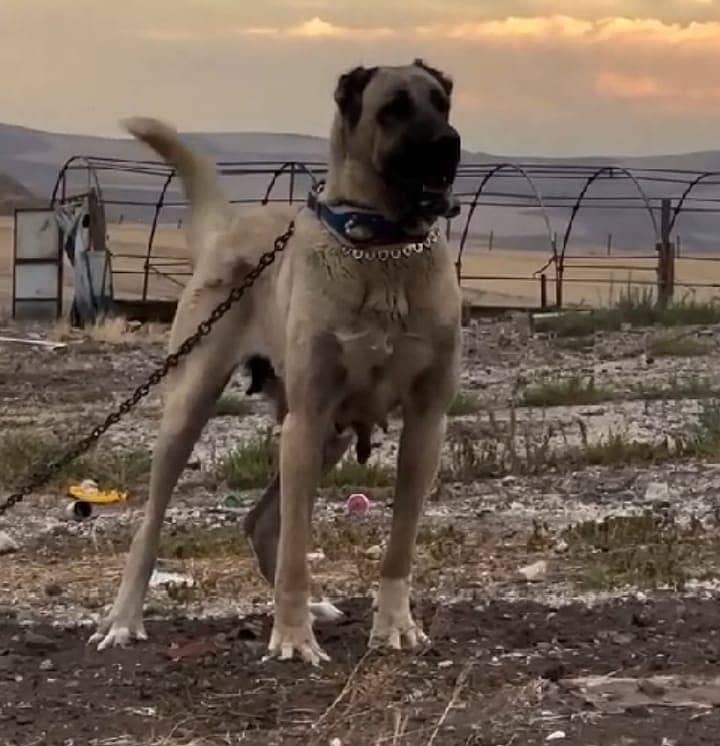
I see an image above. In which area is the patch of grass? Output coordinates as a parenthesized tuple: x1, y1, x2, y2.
(534, 310, 608, 339)
(647, 333, 709, 358)
(685, 399, 720, 457)
(0, 431, 151, 492)
(554, 336, 595, 352)
(51, 317, 168, 345)
(159, 526, 250, 560)
(219, 429, 393, 491)
(213, 394, 253, 417)
(220, 429, 276, 490)
(448, 391, 482, 416)
(322, 459, 394, 489)
(633, 376, 719, 401)
(580, 429, 674, 467)
(563, 512, 714, 591)
(518, 375, 614, 408)
(535, 287, 720, 338)
(441, 411, 557, 480)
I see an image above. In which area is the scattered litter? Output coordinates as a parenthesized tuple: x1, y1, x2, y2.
(546, 732, 566, 742)
(39, 659, 55, 672)
(644, 481, 670, 503)
(346, 493, 370, 515)
(0, 335, 67, 350)
(149, 570, 195, 589)
(68, 480, 127, 505)
(222, 493, 244, 509)
(518, 560, 548, 582)
(438, 660, 454, 669)
(65, 500, 92, 521)
(561, 675, 720, 713)
(307, 550, 326, 563)
(364, 544, 383, 560)
(0, 531, 19, 555)
(309, 600, 343, 622)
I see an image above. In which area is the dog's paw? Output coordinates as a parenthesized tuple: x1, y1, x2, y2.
(267, 620, 330, 666)
(369, 611, 430, 651)
(89, 617, 148, 651)
(368, 578, 430, 651)
(309, 599, 344, 623)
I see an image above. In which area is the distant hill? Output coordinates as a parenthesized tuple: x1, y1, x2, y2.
(0, 170, 36, 215)
(2, 121, 720, 253)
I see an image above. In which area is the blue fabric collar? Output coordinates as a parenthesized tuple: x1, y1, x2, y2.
(306, 186, 432, 247)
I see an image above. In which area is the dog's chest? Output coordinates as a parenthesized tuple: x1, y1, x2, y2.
(335, 323, 433, 415)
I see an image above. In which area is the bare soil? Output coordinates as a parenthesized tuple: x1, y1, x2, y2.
(3, 314, 720, 744)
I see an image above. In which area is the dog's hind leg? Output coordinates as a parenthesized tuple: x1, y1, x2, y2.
(244, 428, 352, 603)
(90, 288, 248, 650)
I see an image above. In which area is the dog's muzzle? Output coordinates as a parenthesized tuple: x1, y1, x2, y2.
(384, 126, 461, 217)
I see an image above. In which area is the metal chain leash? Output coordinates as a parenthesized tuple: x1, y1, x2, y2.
(0, 220, 296, 517)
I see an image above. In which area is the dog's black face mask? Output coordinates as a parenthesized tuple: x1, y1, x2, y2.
(381, 125, 461, 220)
(335, 60, 461, 223)
(378, 60, 461, 221)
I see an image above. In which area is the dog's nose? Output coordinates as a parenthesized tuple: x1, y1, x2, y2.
(428, 130, 461, 179)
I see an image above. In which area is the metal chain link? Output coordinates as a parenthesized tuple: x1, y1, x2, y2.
(0, 220, 296, 517)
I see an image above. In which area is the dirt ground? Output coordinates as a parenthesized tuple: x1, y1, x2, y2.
(4, 309, 720, 744)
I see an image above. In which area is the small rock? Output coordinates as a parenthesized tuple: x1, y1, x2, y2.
(554, 539, 569, 554)
(0, 654, 21, 672)
(44, 583, 63, 598)
(644, 481, 670, 503)
(364, 545, 383, 560)
(329, 739, 343, 746)
(307, 550, 326, 563)
(638, 679, 666, 697)
(580, 407, 606, 417)
(546, 732, 566, 742)
(518, 560, 548, 582)
(39, 658, 54, 672)
(0, 532, 18, 555)
(23, 632, 58, 652)
(438, 660, 454, 669)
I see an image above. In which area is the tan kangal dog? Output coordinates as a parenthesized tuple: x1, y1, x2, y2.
(91, 60, 462, 664)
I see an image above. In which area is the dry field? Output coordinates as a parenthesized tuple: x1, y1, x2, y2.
(4, 303, 720, 743)
(5, 214, 720, 310)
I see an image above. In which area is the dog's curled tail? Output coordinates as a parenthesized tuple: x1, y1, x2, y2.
(122, 117, 225, 215)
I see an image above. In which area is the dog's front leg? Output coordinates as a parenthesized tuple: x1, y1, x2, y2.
(370, 407, 447, 650)
(268, 409, 329, 664)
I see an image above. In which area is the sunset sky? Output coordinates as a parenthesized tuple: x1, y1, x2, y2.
(3, 0, 720, 155)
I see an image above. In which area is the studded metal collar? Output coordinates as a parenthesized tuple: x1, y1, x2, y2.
(306, 184, 438, 261)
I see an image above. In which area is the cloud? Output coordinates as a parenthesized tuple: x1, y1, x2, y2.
(595, 71, 720, 110)
(285, 17, 395, 38)
(413, 15, 720, 47)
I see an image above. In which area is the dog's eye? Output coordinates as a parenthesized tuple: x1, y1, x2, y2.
(378, 90, 415, 124)
(429, 88, 450, 116)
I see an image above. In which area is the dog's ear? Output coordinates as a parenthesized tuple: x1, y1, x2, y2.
(334, 66, 378, 128)
(414, 58, 453, 96)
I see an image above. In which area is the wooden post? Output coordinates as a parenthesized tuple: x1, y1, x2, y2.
(540, 273, 547, 308)
(554, 234, 563, 308)
(488, 230, 494, 252)
(87, 189, 106, 253)
(656, 198, 675, 307)
(607, 233, 612, 256)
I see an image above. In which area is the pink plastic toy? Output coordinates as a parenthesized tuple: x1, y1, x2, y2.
(346, 493, 371, 514)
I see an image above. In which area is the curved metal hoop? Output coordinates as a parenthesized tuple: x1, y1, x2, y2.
(560, 166, 659, 267)
(261, 161, 323, 204)
(456, 163, 556, 271)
